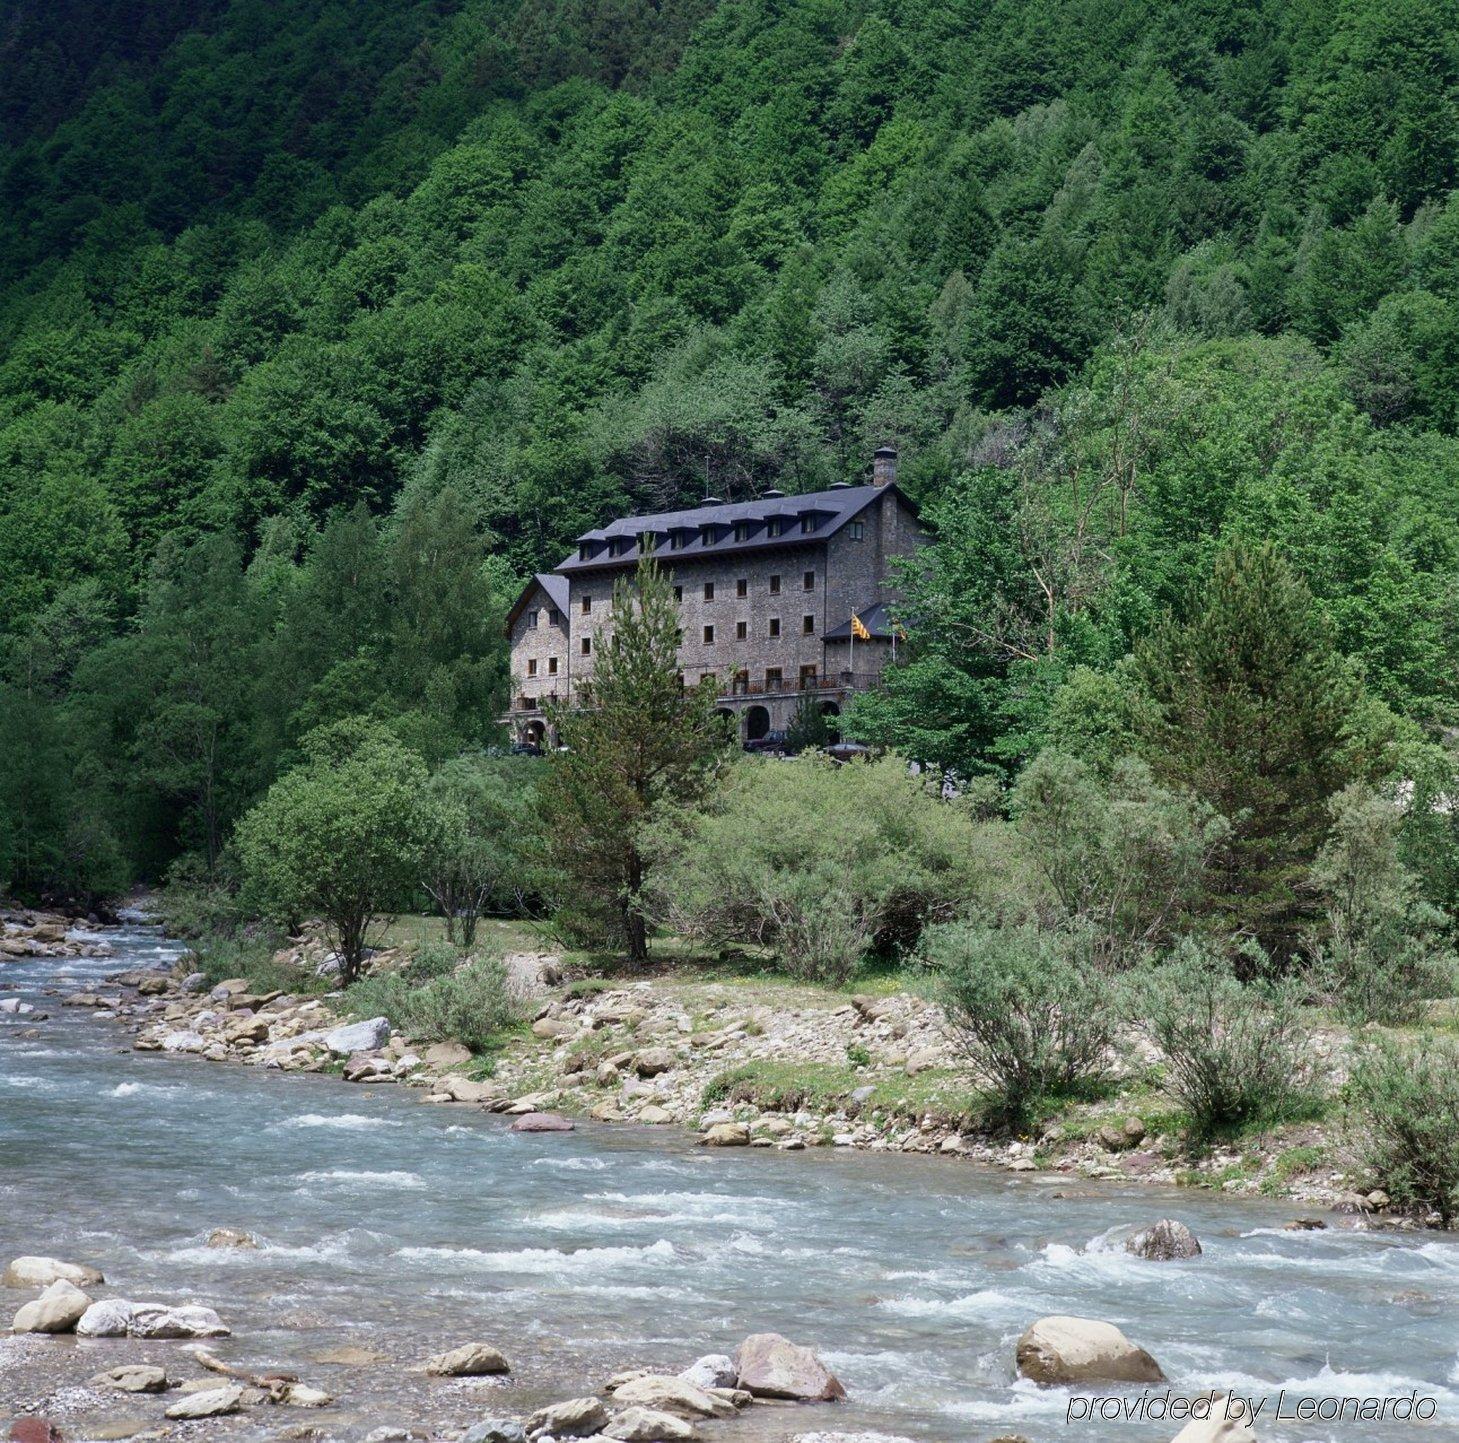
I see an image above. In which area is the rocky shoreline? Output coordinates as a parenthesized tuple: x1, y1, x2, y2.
(15, 910, 1383, 1222)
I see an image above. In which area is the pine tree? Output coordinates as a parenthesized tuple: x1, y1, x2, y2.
(539, 560, 729, 962)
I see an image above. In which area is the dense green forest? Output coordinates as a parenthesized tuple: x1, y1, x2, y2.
(3, 0, 1459, 902)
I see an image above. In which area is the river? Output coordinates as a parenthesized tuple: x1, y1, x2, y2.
(3, 924, 1459, 1443)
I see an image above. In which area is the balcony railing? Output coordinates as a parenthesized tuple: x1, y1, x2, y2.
(721, 671, 879, 698)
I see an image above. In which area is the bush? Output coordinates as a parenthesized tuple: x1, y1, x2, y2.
(346, 954, 521, 1054)
(1132, 939, 1316, 1140)
(191, 933, 326, 997)
(922, 921, 1116, 1129)
(1347, 1034, 1459, 1225)
(650, 753, 1017, 982)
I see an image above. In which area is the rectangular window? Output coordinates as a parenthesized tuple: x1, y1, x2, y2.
(704, 581, 715, 601)
(527, 659, 538, 677)
(800, 663, 818, 686)
(703, 624, 715, 644)
(548, 656, 558, 676)
(767, 519, 782, 537)
(581, 637, 591, 655)
(800, 514, 816, 534)
(736, 620, 747, 640)
(734, 522, 750, 542)
(700, 525, 715, 546)
(803, 614, 815, 634)
(766, 667, 782, 689)
(769, 574, 781, 595)
(850, 521, 865, 541)
(736, 578, 748, 598)
(768, 617, 781, 638)
(671, 532, 684, 550)
(803, 570, 814, 590)
(527, 609, 539, 628)
(581, 596, 591, 614)
(549, 608, 563, 626)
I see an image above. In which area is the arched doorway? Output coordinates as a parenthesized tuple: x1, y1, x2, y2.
(524, 719, 546, 748)
(820, 701, 842, 744)
(744, 705, 771, 742)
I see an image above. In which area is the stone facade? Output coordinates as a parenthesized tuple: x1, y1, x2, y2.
(504, 452, 924, 744)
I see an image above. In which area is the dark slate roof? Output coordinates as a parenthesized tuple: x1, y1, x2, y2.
(556, 483, 906, 573)
(504, 572, 570, 631)
(825, 602, 897, 641)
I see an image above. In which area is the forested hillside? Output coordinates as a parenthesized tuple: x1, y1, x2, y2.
(3, 0, 1459, 899)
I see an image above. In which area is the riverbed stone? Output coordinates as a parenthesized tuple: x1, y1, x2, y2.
(679, 1355, 736, 1391)
(462, 1420, 527, 1443)
(437, 1075, 499, 1104)
(734, 1333, 845, 1402)
(633, 1047, 675, 1077)
(128, 1301, 230, 1338)
(424, 1040, 473, 1068)
(76, 1298, 136, 1336)
(12, 1279, 92, 1333)
(323, 1016, 391, 1054)
(3, 1256, 104, 1289)
(206, 1227, 258, 1249)
(282, 1383, 334, 1407)
(526, 1397, 609, 1437)
(166, 1385, 244, 1419)
(161, 1029, 206, 1052)
(91, 1364, 168, 1394)
(605, 1406, 700, 1441)
(312, 1343, 389, 1366)
(1015, 1315, 1164, 1385)
(701, 1123, 749, 1147)
(1125, 1219, 1202, 1261)
(1170, 1397, 1257, 1443)
(425, 1342, 511, 1376)
(8, 1421, 64, 1443)
(611, 1375, 735, 1419)
(509, 1111, 574, 1132)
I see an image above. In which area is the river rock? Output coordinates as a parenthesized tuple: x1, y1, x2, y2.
(437, 1075, 499, 1104)
(3, 1256, 104, 1289)
(509, 1111, 574, 1132)
(166, 1385, 244, 1419)
(8, 1421, 64, 1443)
(1170, 1397, 1258, 1443)
(312, 1344, 389, 1366)
(76, 1298, 136, 1336)
(634, 1047, 675, 1077)
(181, 971, 207, 993)
(12, 1279, 92, 1333)
(462, 1420, 527, 1443)
(612, 1375, 735, 1419)
(605, 1406, 700, 1441)
(91, 1364, 168, 1393)
(701, 1123, 749, 1147)
(207, 1227, 258, 1249)
(282, 1383, 334, 1407)
(425, 1342, 510, 1376)
(526, 1397, 609, 1436)
(1015, 1316, 1164, 1385)
(735, 1333, 845, 1402)
(323, 1017, 391, 1055)
(424, 1040, 473, 1069)
(161, 1029, 206, 1052)
(637, 1104, 674, 1125)
(679, 1354, 736, 1391)
(1126, 1220, 1202, 1261)
(129, 1302, 230, 1338)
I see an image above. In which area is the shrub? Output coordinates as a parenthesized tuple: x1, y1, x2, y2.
(1132, 939, 1316, 1140)
(347, 954, 521, 1054)
(1347, 1034, 1459, 1225)
(922, 921, 1116, 1129)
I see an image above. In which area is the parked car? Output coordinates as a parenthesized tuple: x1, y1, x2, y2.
(510, 740, 544, 757)
(743, 730, 793, 756)
(825, 741, 872, 763)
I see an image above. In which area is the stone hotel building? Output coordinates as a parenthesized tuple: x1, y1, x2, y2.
(503, 447, 925, 744)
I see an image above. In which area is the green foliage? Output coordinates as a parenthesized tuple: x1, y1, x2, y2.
(235, 717, 434, 982)
(922, 920, 1117, 1129)
(1347, 1034, 1459, 1225)
(539, 560, 729, 960)
(651, 752, 1009, 982)
(346, 952, 521, 1054)
(784, 693, 833, 752)
(1308, 783, 1456, 1025)
(1131, 938, 1317, 1141)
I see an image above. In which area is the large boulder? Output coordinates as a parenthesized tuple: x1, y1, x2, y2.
(1171, 1403, 1258, 1443)
(701, 1123, 750, 1148)
(127, 1302, 230, 1338)
(1126, 1220, 1202, 1261)
(206, 1227, 258, 1250)
(12, 1280, 91, 1333)
(611, 1375, 735, 1419)
(161, 1030, 206, 1053)
(322, 1017, 391, 1055)
(604, 1406, 700, 1441)
(76, 1298, 135, 1337)
(510, 1111, 575, 1132)
(425, 1342, 510, 1376)
(3, 1256, 104, 1289)
(734, 1333, 846, 1402)
(526, 1397, 609, 1437)
(165, 1385, 244, 1419)
(1016, 1316, 1164, 1386)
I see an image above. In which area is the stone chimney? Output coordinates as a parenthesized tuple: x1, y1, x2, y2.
(873, 445, 899, 487)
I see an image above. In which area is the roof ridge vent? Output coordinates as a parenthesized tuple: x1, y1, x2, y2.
(828, 481, 851, 490)
(701, 496, 723, 506)
(762, 488, 785, 498)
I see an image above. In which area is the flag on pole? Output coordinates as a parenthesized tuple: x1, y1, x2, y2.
(850, 612, 870, 640)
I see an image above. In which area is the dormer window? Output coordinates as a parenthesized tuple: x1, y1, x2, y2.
(734, 522, 751, 542)
(670, 530, 685, 550)
(800, 513, 817, 534)
(578, 544, 590, 561)
(639, 531, 656, 553)
(767, 519, 783, 538)
(700, 524, 715, 546)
